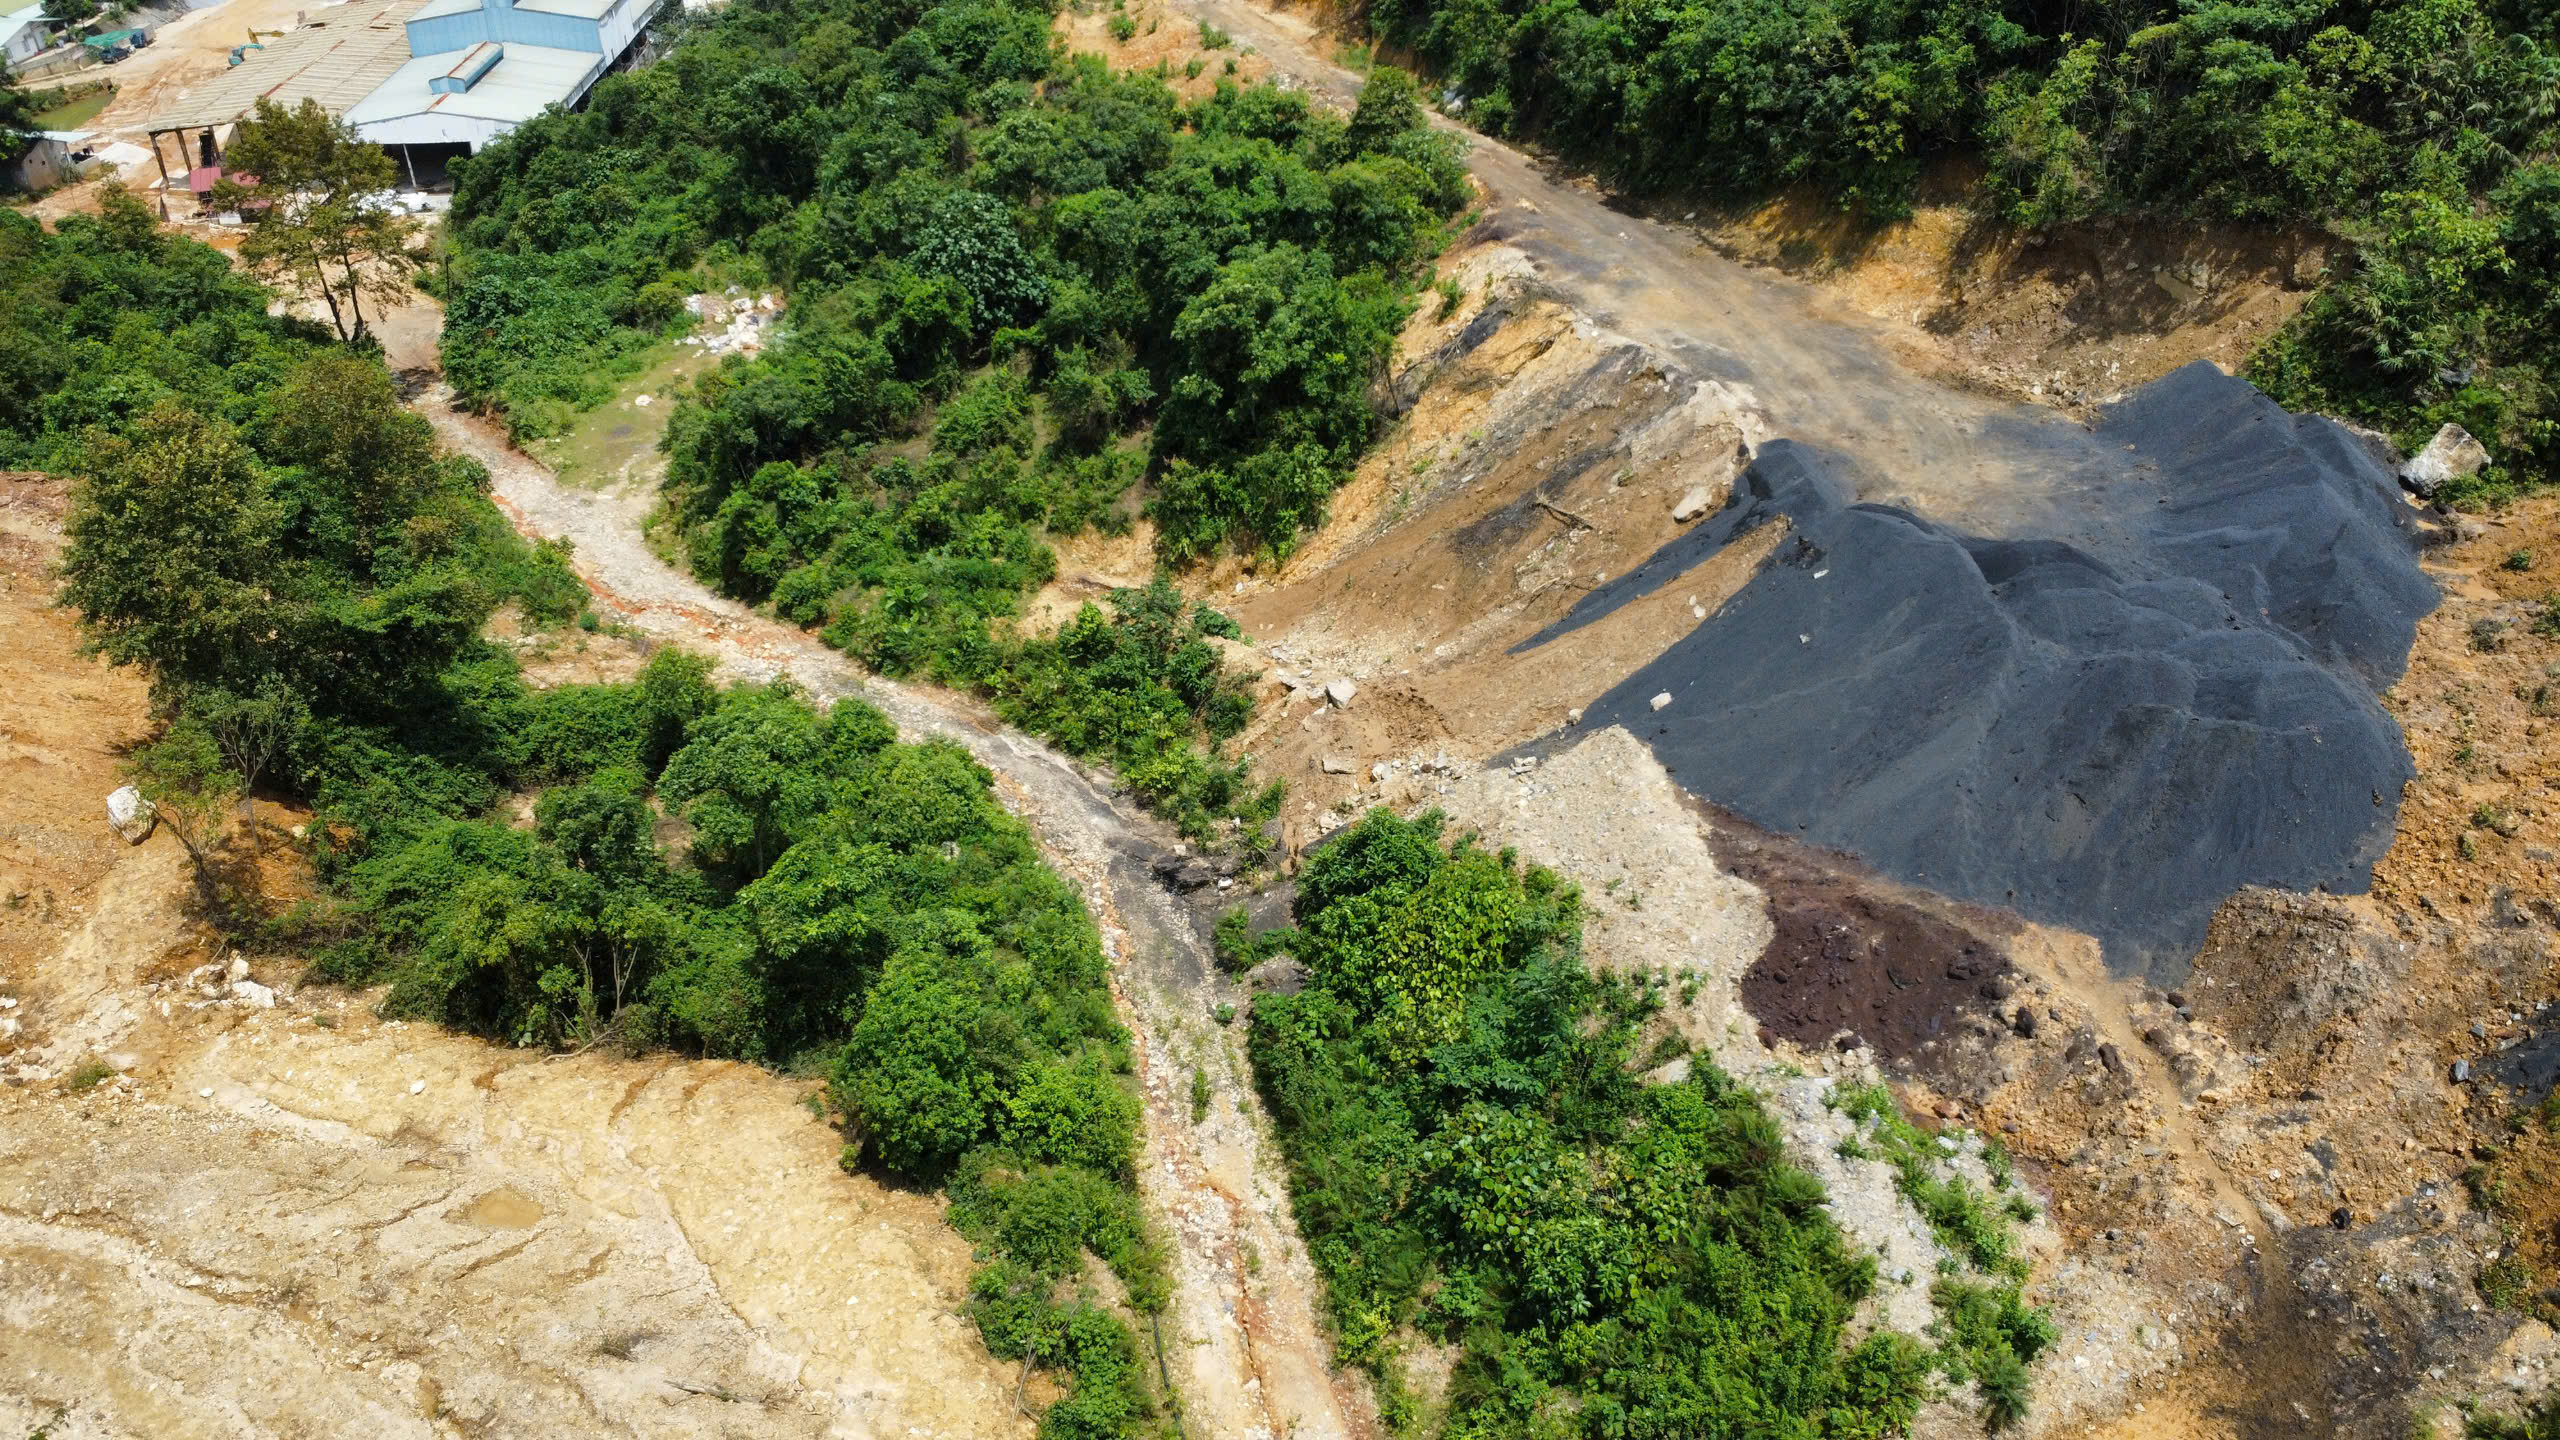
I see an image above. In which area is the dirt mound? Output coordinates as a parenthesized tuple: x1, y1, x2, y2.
(1720, 813, 2019, 1077)
(1541, 363, 2437, 979)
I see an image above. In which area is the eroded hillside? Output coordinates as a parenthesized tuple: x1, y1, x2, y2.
(0, 475, 1034, 1440)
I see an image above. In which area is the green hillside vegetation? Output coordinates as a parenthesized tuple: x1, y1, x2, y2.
(439, 0, 1470, 842)
(27, 197, 1167, 1438)
(1355, 0, 2560, 502)
(1242, 810, 2051, 1435)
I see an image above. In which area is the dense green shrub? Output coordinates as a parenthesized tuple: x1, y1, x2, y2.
(1247, 809, 1988, 1435)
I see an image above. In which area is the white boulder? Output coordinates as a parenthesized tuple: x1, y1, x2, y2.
(2398, 423, 2491, 497)
(1672, 487, 1714, 522)
(106, 786, 156, 844)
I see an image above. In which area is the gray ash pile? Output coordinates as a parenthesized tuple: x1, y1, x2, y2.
(1528, 362, 2438, 980)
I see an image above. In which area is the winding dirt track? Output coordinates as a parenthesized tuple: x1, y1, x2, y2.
(421, 393, 1369, 1440)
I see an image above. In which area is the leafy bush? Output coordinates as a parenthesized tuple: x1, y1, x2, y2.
(1248, 809, 1945, 1434)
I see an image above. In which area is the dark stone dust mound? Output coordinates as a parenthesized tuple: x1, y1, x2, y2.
(1533, 363, 2439, 981)
(1714, 811, 2020, 1081)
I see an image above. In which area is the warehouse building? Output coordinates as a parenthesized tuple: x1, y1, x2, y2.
(145, 0, 655, 196)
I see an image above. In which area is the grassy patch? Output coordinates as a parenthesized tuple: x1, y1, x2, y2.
(527, 336, 720, 489)
(33, 90, 114, 131)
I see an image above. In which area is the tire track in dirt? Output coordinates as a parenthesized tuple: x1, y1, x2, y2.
(424, 388, 1366, 1439)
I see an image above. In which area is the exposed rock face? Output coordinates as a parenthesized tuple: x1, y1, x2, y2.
(2398, 423, 2491, 497)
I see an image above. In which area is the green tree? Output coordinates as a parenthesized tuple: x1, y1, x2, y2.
(836, 936, 994, 1174)
(189, 678, 308, 834)
(128, 719, 242, 915)
(214, 98, 415, 343)
(657, 685, 833, 876)
(59, 403, 283, 694)
(260, 350, 440, 556)
(0, 58, 37, 172)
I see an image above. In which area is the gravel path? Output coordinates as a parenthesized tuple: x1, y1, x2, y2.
(421, 389, 1369, 1440)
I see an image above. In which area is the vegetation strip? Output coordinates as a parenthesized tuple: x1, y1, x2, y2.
(1344, 0, 2560, 504)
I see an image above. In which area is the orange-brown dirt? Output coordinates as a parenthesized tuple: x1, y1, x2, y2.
(0, 474, 1038, 1440)
(1055, 0, 1276, 100)
(1690, 161, 2325, 414)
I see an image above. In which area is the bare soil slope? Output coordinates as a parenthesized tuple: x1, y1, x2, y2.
(0, 475, 1034, 1440)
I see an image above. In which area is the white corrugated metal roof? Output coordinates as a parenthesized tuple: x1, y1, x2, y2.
(516, 0, 615, 20)
(343, 39, 597, 127)
(149, 0, 424, 132)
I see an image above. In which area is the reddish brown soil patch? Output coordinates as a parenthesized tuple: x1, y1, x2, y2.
(1718, 807, 2019, 1079)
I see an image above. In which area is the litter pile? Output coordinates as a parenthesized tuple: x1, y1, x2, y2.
(1535, 363, 2439, 979)
(681, 290, 782, 356)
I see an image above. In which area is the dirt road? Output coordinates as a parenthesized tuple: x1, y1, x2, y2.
(420, 388, 1371, 1440)
(1166, 0, 2149, 554)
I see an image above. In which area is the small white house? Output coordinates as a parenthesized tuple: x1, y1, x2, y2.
(1, 3, 53, 66)
(11, 130, 94, 191)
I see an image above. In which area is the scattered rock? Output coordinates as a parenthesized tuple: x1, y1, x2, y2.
(1174, 862, 1216, 892)
(409, 1079, 426, 1096)
(2331, 1206, 2352, 1230)
(106, 785, 156, 844)
(2098, 1042, 2125, 1074)
(1320, 754, 1355, 775)
(2453, 1058, 2473, 1084)
(2012, 1006, 2039, 1038)
(2398, 424, 2491, 497)
(226, 954, 249, 983)
(1649, 692, 1673, 712)
(1671, 487, 1714, 522)
(1371, 763, 1391, 783)
(1566, 708, 1583, 725)
(232, 980, 276, 1009)
(1323, 677, 1358, 709)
